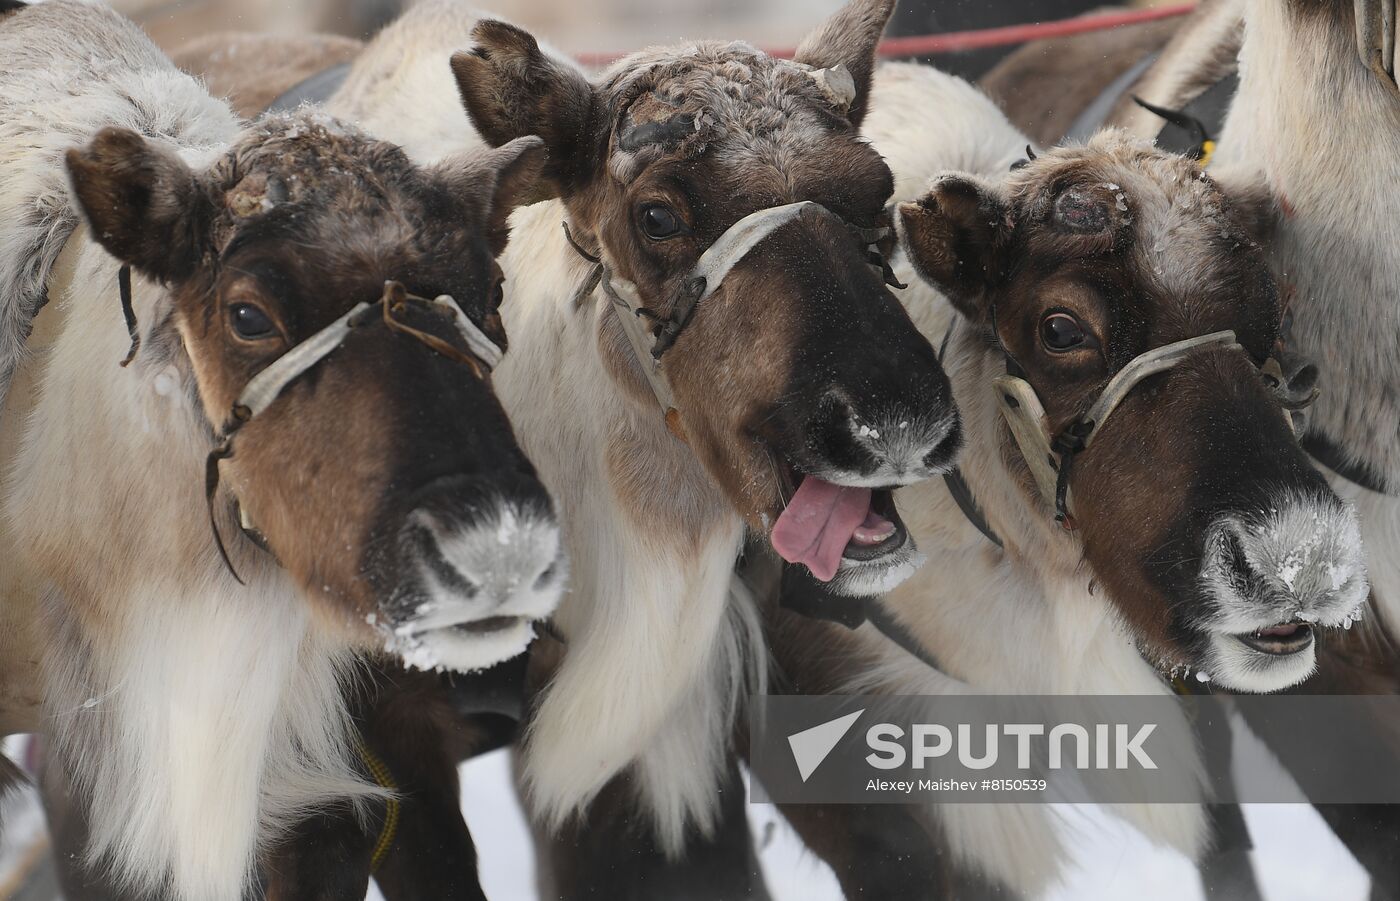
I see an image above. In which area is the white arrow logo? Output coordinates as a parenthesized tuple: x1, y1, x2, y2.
(787, 709, 864, 782)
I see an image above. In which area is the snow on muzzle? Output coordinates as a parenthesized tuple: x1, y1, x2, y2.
(383, 475, 566, 672)
(1197, 490, 1368, 693)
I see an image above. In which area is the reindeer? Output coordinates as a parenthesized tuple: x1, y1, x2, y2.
(0, 2, 564, 898)
(291, 1, 965, 882)
(754, 62, 1372, 899)
(158, 0, 965, 893)
(156, 1, 965, 894)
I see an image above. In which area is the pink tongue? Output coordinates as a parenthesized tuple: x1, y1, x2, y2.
(771, 477, 873, 582)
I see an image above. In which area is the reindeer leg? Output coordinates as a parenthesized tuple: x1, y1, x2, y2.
(1311, 805, 1400, 901)
(1196, 804, 1263, 900)
(749, 572, 1005, 900)
(265, 662, 519, 901)
(1190, 704, 1265, 900)
(766, 801, 996, 900)
(262, 801, 379, 901)
(536, 759, 771, 901)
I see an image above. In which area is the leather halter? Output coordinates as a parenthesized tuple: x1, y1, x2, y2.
(569, 201, 894, 417)
(204, 280, 504, 581)
(994, 328, 1245, 529)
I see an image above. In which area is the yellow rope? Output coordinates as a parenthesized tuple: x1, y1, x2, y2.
(354, 737, 400, 874)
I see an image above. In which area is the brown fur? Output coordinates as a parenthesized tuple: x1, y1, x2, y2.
(64, 114, 547, 640)
(900, 133, 1345, 672)
(454, 18, 951, 530)
(981, 11, 1181, 145)
(263, 664, 511, 901)
(172, 32, 365, 120)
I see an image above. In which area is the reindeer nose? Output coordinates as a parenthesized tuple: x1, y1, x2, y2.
(1202, 494, 1368, 625)
(390, 475, 567, 672)
(834, 392, 962, 486)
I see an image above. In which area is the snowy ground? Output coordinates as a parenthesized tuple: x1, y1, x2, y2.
(445, 750, 1369, 901)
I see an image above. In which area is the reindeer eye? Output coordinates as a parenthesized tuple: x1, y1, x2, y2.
(230, 303, 276, 340)
(1040, 312, 1088, 352)
(639, 204, 683, 240)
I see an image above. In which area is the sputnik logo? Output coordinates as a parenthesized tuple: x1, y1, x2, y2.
(787, 709, 864, 782)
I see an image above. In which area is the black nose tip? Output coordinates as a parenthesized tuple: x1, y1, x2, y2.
(921, 415, 964, 473)
(405, 472, 554, 532)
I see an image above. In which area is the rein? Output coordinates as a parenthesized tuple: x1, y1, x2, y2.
(353, 736, 401, 873)
(201, 280, 504, 582)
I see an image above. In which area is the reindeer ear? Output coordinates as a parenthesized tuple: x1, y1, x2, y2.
(451, 20, 600, 198)
(792, 0, 895, 126)
(65, 128, 211, 283)
(435, 135, 548, 255)
(898, 175, 1008, 321)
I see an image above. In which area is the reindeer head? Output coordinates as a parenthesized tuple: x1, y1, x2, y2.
(65, 113, 564, 671)
(900, 132, 1368, 692)
(451, 0, 960, 596)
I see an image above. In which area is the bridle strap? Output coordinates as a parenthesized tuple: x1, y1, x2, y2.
(1079, 330, 1241, 452)
(654, 201, 817, 356)
(205, 280, 503, 581)
(994, 330, 1245, 527)
(778, 563, 949, 674)
(231, 300, 371, 424)
(229, 282, 503, 428)
(117, 265, 140, 367)
(936, 324, 1004, 549)
(598, 268, 678, 411)
(574, 201, 892, 416)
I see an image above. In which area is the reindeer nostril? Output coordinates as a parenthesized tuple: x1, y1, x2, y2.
(534, 561, 559, 592)
(1220, 528, 1251, 578)
(1287, 362, 1319, 395)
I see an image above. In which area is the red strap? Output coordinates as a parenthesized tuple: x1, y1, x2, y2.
(576, 4, 1196, 68)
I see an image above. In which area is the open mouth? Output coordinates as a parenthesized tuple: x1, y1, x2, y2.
(770, 471, 910, 582)
(392, 612, 541, 673)
(447, 614, 526, 636)
(1234, 621, 1315, 656)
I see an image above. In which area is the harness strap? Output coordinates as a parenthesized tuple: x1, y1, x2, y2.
(863, 598, 948, 674)
(231, 282, 502, 427)
(232, 301, 371, 424)
(205, 281, 503, 580)
(117, 265, 140, 367)
(570, 201, 891, 416)
(936, 326, 1003, 548)
(943, 470, 1003, 549)
(597, 268, 678, 411)
(354, 737, 400, 874)
(778, 563, 948, 673)
(653, 201, 817, 357)
(995, 330, 1244, 526)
